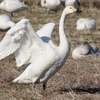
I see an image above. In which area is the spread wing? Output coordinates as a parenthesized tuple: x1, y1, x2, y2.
(36, 22, 55, 43)
(36, 22, 56, 48)
(0, 19, 49, 67)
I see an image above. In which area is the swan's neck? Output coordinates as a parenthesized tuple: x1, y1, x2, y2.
(58, 10, 70, 55)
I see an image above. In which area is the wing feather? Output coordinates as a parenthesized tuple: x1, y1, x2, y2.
(0, 19, 28, 64)
(0, 19, 54, 68)
(36, 22, 55, 43)
(0, 35, 20, 60)
(36, 23, 55, 42)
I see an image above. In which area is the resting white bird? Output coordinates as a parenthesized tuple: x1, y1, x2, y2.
(0, 6, 76, 91)
(45, 0, 62, 13)
(0, 14, 15, 30)
(0, 0, 28, 17)
(76, 18, 96, 30)
(72, 41, 100, 60)
(41, 0, 46, 7)
(65, 0, 80, 12)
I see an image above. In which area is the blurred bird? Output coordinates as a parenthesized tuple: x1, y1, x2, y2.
(41, 0, 62, 13)
(0, 14, 15, 30)
(0, 0, 28, 17)
(76, 18, 96, 30)
(65, 0, 81, 12)
(40, 0, 46, 7)
(72, 41, 100, 60)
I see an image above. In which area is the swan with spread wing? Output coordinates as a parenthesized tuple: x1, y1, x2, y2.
(0, 6, 76, 91)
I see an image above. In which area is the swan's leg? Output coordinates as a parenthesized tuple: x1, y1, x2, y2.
(43, 82, 46, 90)
(41, 82, 47, 96)
(47, 9, 50, 14)
(55, 10, 57, 13)
(11, 13, 13, 17)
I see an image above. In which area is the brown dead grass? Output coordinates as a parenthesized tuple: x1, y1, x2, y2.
(0, 0, 100, 100)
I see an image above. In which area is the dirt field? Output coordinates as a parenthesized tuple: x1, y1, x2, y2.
(0, 0, 100, 100)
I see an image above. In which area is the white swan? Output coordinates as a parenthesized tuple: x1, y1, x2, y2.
(0, 0, 28, 17)
(0, 6, 76, 91)
(45, 0, 62, 13)
(41, 0, 46, 7)
(65, 0, 80, 12)
(72, 41, 100, 60)
(76, 18, 96, 30)
(0, 14, 15, 30)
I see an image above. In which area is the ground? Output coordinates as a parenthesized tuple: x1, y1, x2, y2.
(0, 0, 100, 100)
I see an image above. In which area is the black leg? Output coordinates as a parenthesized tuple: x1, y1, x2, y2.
(43, 83, 46, 90)
(41, 83, 47, 96)
(11, 13, 13, 17)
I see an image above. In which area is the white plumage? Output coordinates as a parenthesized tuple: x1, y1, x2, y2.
(0, 14, 15, 30)
(72, 41, 100, 60)
(76, 18, 96, 30)
(41, 0, 46, 7)
(0, 0, 28, 17)
(44, 0, 62, 13)
(0, 6, 76, 90)
(65, 0, 80, 11)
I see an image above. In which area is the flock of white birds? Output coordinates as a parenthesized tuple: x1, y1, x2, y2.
(0, 0, 99, 93)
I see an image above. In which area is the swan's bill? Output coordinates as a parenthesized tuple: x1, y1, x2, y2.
(71, 7, 77, 12)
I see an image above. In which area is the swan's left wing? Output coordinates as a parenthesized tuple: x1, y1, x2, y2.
(36, 22, 55, 43)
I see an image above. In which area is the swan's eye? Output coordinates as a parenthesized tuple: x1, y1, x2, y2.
(70, 7, 72, 9)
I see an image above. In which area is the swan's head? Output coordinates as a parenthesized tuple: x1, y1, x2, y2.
(64, 6, 77, 14)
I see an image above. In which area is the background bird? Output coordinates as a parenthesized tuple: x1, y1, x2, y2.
(72, 41, 100, 60)
(0, 0, 28, 17)
(0, 14, 15, 30)
(76, 18, 96, 30)
(42, 0, 63, 13)
(65, 0, 81, 12)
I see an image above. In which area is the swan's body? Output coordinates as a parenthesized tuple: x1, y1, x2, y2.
(76, 18, 96, 30)
(0, 6, 76, 90)
(0, 0, 28, 17)
(72, 41, 100, 60)
(45, 0, 62, 13)
(65, 0, 80, 12)
(0, 14, 15, 30)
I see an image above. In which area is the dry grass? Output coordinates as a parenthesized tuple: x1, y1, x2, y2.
(0, 0, 100, 100)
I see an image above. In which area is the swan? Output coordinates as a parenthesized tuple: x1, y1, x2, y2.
(41, 0, 46, 7)
(0, 14, 15, 30)
(76, 18, 96, 30)
(45, 0, 62, 13)
(0, 6, 76, 91)
(72, 41, 100, 60)
(0, 0, 28, 17)
(65, 0, 80, 12)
